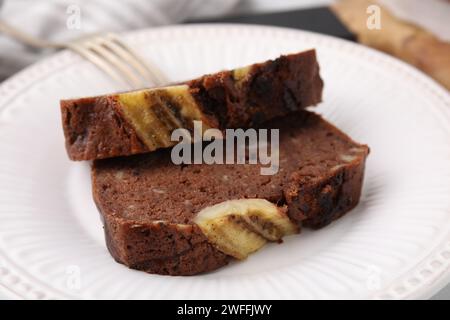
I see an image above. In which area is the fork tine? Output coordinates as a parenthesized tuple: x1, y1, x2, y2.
(87, 37, 145, 88)
(67, 42, 128, 87)
(99, 37, 156, 87)
(106, 33, 169, 86)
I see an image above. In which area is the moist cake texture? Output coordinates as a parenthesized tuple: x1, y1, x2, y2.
(61, 50, 323, 160)
(92, 111, 369, 275)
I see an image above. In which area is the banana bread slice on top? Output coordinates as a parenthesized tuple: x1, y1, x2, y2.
(92, 111, 369, 276)
(62, 50, 323, 160)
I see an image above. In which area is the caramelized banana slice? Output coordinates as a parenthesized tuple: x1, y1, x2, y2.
(118, 85, 209, 150)
(193, 199, 298, 259)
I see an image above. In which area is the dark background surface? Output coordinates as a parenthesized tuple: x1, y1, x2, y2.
(189, 7, 356, 41)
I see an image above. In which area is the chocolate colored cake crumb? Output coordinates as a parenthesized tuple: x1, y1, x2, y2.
(61, 50, 323, 160)
(92, 111, 369, 275)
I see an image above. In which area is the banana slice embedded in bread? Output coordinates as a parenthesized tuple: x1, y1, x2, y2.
(193, 199, 299, 259)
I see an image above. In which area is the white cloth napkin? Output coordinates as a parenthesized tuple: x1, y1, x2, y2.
(0, 0, 240, 81)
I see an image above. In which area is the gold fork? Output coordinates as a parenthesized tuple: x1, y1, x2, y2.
(0, 19, 168, 88)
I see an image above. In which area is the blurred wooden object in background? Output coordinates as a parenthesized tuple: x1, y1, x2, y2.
(332, 0, 450, 90)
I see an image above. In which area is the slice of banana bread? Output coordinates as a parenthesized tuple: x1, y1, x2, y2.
(92, 111, 369, 276)
(62, 50, 323, 160)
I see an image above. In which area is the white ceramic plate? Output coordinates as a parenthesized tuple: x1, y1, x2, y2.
(0, 24, 449, 300)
